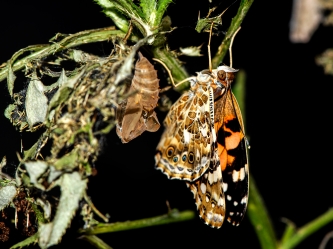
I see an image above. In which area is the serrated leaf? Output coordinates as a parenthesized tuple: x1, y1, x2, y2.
(10, 233, 39, 249)
(7, 62, 16, 97)
(180, 45, 204, 57)
(47, 69, 86, 112)
(104, 10, 129, 33)
(0, 185, 17, 210)
(25, 78, 48, 127)
(25, 161, 48, 190)
(47, 166, 63, 184)
(39, 172, 87, 248)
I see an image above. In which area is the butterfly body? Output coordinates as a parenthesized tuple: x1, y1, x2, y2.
(155, 65, 248, 228)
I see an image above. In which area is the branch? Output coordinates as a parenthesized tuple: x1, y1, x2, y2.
(0, 27, 125, 83)
(279, 209, 333, 249)
(212, 0, 254, 68)
(79, 209, 195, 235)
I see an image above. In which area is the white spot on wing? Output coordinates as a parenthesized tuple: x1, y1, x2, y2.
(223, 182, 228, 192)
(233, 201, 238, 206)
(227, 195, 232, 201)
(240, 167, 245, 181)
(200, 127, 207, 137)
(241, 196, 247, 204)
(208, 171, 214, 184)
(218, 197, 224, 206)
(200, 183, 206, 194)
(183, 130, 190, 144)
(201, 157, 207, 167)
(232, 168, 246, 182)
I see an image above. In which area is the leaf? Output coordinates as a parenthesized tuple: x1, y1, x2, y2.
(7, 61, 16, 97)
(38, 172, 87, 248)
(47, 68, 86, 112)
(25, 77, 48, 127)
(24, 161, 48, 190)
(104, 10, 129, 33)
(53, 151, 79, 171)
(0, 184, 16, 211)
(10, 233, 39, 249)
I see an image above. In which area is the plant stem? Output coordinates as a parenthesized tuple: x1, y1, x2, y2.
(279, 209, 333, 249)
(248, 176, 278, 249)
(233, 68, 278, 249)
(79, 209, 195, 235)
(80, 235, 113, 249)
(152, 47, 190, 91)
(212, 0, 254, 68)
(0, 27, 125, 83)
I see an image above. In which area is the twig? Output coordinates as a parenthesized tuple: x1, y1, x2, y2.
(212, 0, 254, 68)
(79, 209, 195, 235)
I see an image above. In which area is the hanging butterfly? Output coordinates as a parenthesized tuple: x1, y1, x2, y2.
(154, 26, 249, 228)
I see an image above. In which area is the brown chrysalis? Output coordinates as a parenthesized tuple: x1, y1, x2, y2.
(116, 52, 160, 143)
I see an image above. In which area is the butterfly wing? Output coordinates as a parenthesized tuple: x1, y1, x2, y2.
(155, 84, 216, 181)
(215, 89, 249, 226)
(186, 148, 226, 228)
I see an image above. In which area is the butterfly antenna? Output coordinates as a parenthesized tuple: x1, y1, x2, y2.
(208, 22, 214, 72)
(153, 58, 196, 88)
(229, 26, 241, 68)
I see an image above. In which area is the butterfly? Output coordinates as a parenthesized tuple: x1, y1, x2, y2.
(116, 52, 160, 143)
(155, 65, 249, 228)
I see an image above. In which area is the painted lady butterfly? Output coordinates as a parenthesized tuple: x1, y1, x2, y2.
(116, 52, 160, 143)
(154, 31, 248, 227)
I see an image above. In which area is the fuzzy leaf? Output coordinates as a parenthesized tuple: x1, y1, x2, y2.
(38, 172, 87, 248)
(7, 62, 16, 97)
(104, 10, 129, 33)
(10, 233, 39, 249)
(47, 68, 86, 112)
(25, 161, 48, 190)
(25, 78, 48, 127)
(0, 185, 17, 211)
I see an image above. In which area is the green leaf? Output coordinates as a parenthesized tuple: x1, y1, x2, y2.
(24, 161, 48, 190)
(53, 151, 79, 171)
(155, 0, 173, 27)
(10, 233, 39, 249)
(38, 172, 87, 248)
(0, 184, 17, 211)
(103, 10, 129, 33)
(25, 77, 48, 127)
(7, 62, 16, 97)
(47, 68, 86, 113)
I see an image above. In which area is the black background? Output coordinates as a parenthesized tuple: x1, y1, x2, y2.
(1, 0, 333, 248)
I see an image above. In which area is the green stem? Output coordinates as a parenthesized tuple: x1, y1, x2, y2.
(212, 0, 254, 68)
(248, 176, 278, 249)
(0, 27, 125, 83)
(152, 47, 190, 91)
(279, 209, 333, 249)
(80, 235, 113, 249)
(79, 209, 195, 235)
